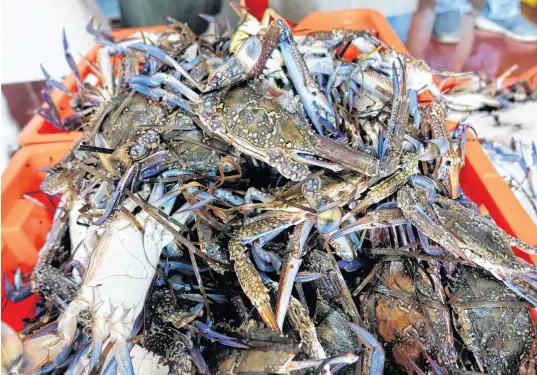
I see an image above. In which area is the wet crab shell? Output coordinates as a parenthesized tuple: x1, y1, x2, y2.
(450, 267, 535, 375)
(360, 262, 456, 372)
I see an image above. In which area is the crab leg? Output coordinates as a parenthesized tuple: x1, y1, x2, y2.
(277, 19, 335, 135)
(231, 212, 309, 332)
(343, 153, 419, 219)
(397, 185, 476, 266)
(275, 219, 315, 330)
(378, 58, 410, 177)
(346, 322, 385, 375)
(62, 30, 83, 88)
(427, 100, 463, 199)
(332, 208, 408, 241)
(40, 65, 72, 95)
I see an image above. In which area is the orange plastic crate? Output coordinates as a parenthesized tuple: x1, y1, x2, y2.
(18, 25, 167, 146)
(1, 142, 73, 330)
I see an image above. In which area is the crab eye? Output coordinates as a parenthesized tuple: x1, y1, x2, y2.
(316, 207, 342, 234)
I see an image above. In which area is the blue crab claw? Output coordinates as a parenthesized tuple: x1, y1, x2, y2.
(130, 83, 194, 114)
(289, 353, 360, 373)
(391, 57, 406, 104)
(409, 175, 438, 204)
(337, 259, 364, 272)
(140, 150, 168, 179)
(214, 188, 246, 206)
(346, 322, 384, 375)
(198, 13, 220, 36)
(3, 274, 33, 302)
(37, 88, 63, 130)
(206, 36, 261, 91)
(128, 43, 203, 91)
(174, 191, 214, 213)
(331, 208, 408, 241)
(278, 20, 335, 135)
(130, 73, 200, 102)
(40, 65, 72, 95)
(86, 17, 115, 43)
(251, 246, 278, 273)
(1, 322, 23, 374)
(9, 332, 66, 375)
(62, 29, 83, 87)
(275, 220, 314, 330)
(175, 332, 210, 375)
(65, 339, 91, 375)
(397, 186, 477, 266)
(294, 271, 323, 282)
(161, 260, 209, 274)
(194, 321, 249, 349)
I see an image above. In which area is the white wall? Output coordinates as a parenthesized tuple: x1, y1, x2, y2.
(1, 0, 107, 84)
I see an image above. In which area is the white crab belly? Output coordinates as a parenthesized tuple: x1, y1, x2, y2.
(79, 212, 171, 320)
(131, 345, 169, 375)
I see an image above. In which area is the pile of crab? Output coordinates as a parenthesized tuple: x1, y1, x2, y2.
(3, 4, 537, 375)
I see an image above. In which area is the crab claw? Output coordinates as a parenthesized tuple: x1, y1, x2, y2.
(130, 83, 194, 114)
(397, 186, 477, 266)
(331, 208, 407, 241)
(194, 321, 248, 349)
(37, 87, 63, 130)
(86, 17, 115, 43)
(128, 43, 202, 91)
(206, 35, 262, 91)
(131, 73, 200, 102)
(93, 164, 137, 225)
(12, 333, 66, 375)
(229, 239, 280, 333)
(40, 64, 72, 95)
(3, 274, 33, 302)
(278, 19, 335, 135)
(62, 29, 83, 87)
(275, 220, 314, 330)
(346, 322, 385, 375)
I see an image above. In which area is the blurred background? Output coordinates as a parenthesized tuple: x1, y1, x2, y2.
(1, 0, 536, 172)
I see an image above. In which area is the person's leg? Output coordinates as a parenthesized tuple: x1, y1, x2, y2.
(475, 0, 537, 42)
(407, 0, 437, 58)
(432, 0, 473, 43)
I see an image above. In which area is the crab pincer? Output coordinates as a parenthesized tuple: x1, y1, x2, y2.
(3, 273, 33, 303)
(128, 43, 203, 91)
(346, 322, 385, 375)
(130, 73, 200, 102)
(40, 64, 72, 95)
(37, 86, 63, 130)
(86, 17, 115, 43)
(129, 82, 194, 113)
(62, 30, 83, 88)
